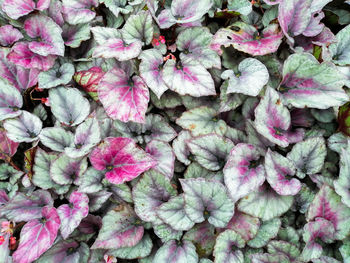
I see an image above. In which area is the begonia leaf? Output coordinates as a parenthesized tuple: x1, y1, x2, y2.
(0, 78, 22, 121)
(267, 240, 300, 261)
(121, 10, 153, 45)
(249, 253, 290, 263)
(334, 148, 350, 208)
(93, 38, 142, 61)
(224, 143, 265, 203)
(226, 211, 260, 242)
(0, 25, 23, 46)
(38, 63, 75, 89)
(73, 66, 105, 101)
(4, 110, 42, 143)
(153, 240, 198, 263)
(327, 24, 350, 66)
(12, 206, 61, 263)
(97, 68, 149, 123)
(228, 0, 252, 15)
(77, 167, 104, 194)
(39, 127, 74, 152)
(2, 0, 50, 19)
(181, 178, 234, 228)
(89, 137, 156, 184)
(153, 223, 183, 243)
(248, 218, 281, 248)
(49, 86, 90, 126)
(57, 191, 89, 239)
(173, 130, 193, 165)
(213, 229, 245, 263)
(62, 23, 91, 48)
(62, 0, 98, 25)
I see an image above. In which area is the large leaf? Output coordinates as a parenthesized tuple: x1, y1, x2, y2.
(221, 58, 269, 97)
(238, 184, 293, 221)
(97, 68, 149, 123)
(0, 78, 22, 121)
(213, 229, 245, 263)
(89, 137, 156, 184)
(57, 191, 89, 239)
(153, 240, 198, 263)
(133, 170, 177, 224)
(2, 0, 50, 19)
(187, 134, 234, 171)
(181, 178, 235, 228)
(224, 143, 266, 203)
(4, 110, 42, 143)
(49, 86, 90, 126)
(280, 53, 348, 109)
(91, 205, 144, 249)
(162, 60, 216, 97)
(12, 206, 61, 263)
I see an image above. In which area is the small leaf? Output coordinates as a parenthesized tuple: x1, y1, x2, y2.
(327, 24, 350, 66)
(39, 127, 74, 152)
(93, 38, 142, 61)
(0, 78, 22, 121)
(213, 229, 245, 263)
(226, 211, 260, 242)
(62, 23, 91, 48)
(248, 218, 281, 248)
(38, 63, 75, 89)
(89, 137, 156, 184)
(249, 253, 289, 263)
(2, 0, 50, 19)
(173, 130, 193, 165)
(267, 240, 300, 261)
(49, 86, 90, 126)
(4, 111, 42, 143)
(0, 128, 19, 161)
(62, 0, 98, 25)
(77, 167, 104, 194)
(181, 178, 234, 228)
(153, 240, 198, 263)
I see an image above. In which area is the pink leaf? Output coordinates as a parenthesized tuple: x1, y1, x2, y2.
(0, 128, 19, 161)
(89, 137, 156, 184)
(2, 0, 50, 19)
(0, 25, 23, 46)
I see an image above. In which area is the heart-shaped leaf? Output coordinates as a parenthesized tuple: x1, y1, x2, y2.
(265, 149, 301, 196)
(62, 23, 91, 48)
(224, 143, 265, 203)
(173, 130, 193, 165)
(12, 206, 61, 263)
(97, 68, 149, 123)
(4, 110, 42, 143)
(91, 205, 144, 249)
(0, 25, 23, 46)
(39, 127, 74, 152)
(221, 58, 269, 96)
(121, 10, 153, 45)
(49, 86, 90, 126)
(280, 53, 348, 109)
(227, 0, 252, 15)
(57, 191, 89, 239)
(133, 170, 177, 224)
(153, 240, 198, 263)
(267, 240, 300, 261)
(2, 0, 50, 19)
(62, 0, 98, 25)
(226, 211, 260, 242)
(77, 167, 104, 194)
(213, 229, 245, 263)
(0, 78, 22, 121)
(93, 38, 142, 61)
(181, 178, 235, 228)
(327, 24, 350, 66)
(38, 63, 75, 89)
(89, 137, 156, 184)
(248, 218, 281, 248)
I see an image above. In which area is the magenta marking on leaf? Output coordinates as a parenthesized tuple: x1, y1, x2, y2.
(0, 129, 19, 160)
(12, 206, 61, 263)
(0, 25, 23, 46)
(1, 0, 50, 19)
(90, 137, 156, 185)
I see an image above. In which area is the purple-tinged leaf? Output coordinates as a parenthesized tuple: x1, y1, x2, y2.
(0, 25, 23, 46)
(223, 143, 265, 203)
(4, 111, 42, 143)
(280, 53, 348, 109)
(145, 140, 175, 179)
(57, 191, 89, 239)
(153, 240, 198, 263)
(0, 49, 39, 92)
(65, 118, 101, 158)
(133, 170, 177, 224)
(334, 148, 350, 208)
(93, 38, 142, 61)
(91, 26, 121, 45)
(187, 134, 234, 171)
(12, 206, 61, 263)
(238, 184, 293, 221)
(248, 218, 281, 248)
(287, 137, 326, 178)
(62, 23, 91, 48)
(300, 218, 335, 261)
(0, 79, 22, 121)
(173, 130, 193, 165)
(109, 233, 153, 259)
(181, 178, 234, 228)
(157, 195, 195, 231)
(50, 154, 88, 185)
(24, 15, 64, 57)
(176, 106, 227, 136)
(213, 229, 245, 263)
(327, 24, 350, 66)
(211, 23, 283, 56)
(90, 137, 156, 185)
(0, 128, 19, 161)
(2, 0, 50, 19)
(162, 60, 216, 97)
(8, 42, 56, 71)
(49, 86, 90, 126)
(250, 253, 289, 263)
(221, 58, 269, 97)
(32, 148, 69, 193)
(39, 127, 74, 152)
(78, 214, 102, 234)
(307, 184, 350, 240)
(183, 221, 216, 258)
(157, 0, 212, 28)
(36, 240, 89, 263)
(153, 223, 183, 243)
(176, 27, 221, 69)
(265, 149, 300, 196)
(91, 205, 144, 249)
(139, 49, 168, 99)
(88, 190, 112, 212)
(121, 10, 154, 45)
(0, 190, 9, 206)
(0, 228, 10, 263)
(38, 63, 75, 89)
(254, 87, 303, 147)
(62, 0, 98, 25)
(97, 68, 149, 123)
(267, 240, 300, 261)
(226, 211, 260, 242)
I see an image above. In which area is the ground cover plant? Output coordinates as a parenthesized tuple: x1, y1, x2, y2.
(1, 0, 350, 262)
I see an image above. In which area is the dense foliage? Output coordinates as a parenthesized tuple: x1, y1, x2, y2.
(1, 0, 350, 262)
